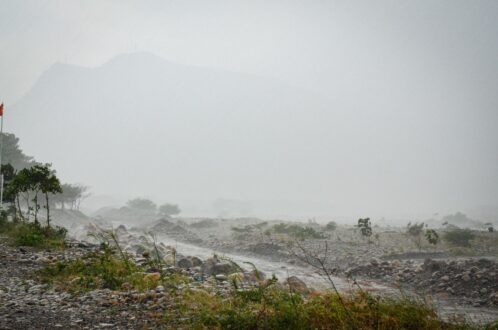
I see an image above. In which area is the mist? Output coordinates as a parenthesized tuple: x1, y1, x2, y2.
(2, 0, 498, 220)
(3, 2, 498, 328)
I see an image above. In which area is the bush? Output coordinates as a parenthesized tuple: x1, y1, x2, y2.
(270, 223, 325, 240)
(325, 221, 337, 231)
(444, 229, 475, 248)
(425, 229, 439, 245)
(169, 284, 471, 330)
(3, 222, 66, 248)
(0, 212, 15, 233)
(39, 244, 187, 292)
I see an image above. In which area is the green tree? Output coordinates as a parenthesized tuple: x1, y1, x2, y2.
(325, 221, 337, 231)
(425, 229, 439, 246)
(406, 222, 425, 250)
(158, 203, 181, 217)
(6, 167, 32, 222)
(6, 164, 62, 226)
(357, 218, 372, 240)
(127, 198, 156, 213)
(443, 228, 475, 247)
(38, 165, 62, 227)
(52, 183, 89, 210)
(0, 132, 34, 169)
(1, 164, 17, 219)
(1, 164, 16, 203)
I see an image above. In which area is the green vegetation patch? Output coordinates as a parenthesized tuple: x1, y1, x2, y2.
(38, 245, 187, 293)
(269, 223, 325, 240)
(167, 283, 476, 330)
(1, 221, 66, 249)
(444, 229, 476, 248)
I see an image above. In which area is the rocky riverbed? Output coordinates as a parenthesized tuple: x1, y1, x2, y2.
(131, 217, 498, 323)
(0, 236, 313, 329)
(6, 215, 496, 328)
(346, 257, 498, 307)
(0, 239, 168, 329)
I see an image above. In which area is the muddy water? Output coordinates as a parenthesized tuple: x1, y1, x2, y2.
(158, 235, 498, 324)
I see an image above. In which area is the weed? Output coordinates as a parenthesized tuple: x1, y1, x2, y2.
(1, 221, 66, 248)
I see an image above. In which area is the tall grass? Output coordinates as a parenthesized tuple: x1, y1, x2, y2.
(0, 220, 66, 248)
(168, 284, 477, 330)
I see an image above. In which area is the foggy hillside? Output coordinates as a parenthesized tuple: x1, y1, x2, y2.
(10, 52, 354, 214)
(8, 51, 497, 218)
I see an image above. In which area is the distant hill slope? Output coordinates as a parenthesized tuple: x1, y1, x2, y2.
(9, 52, 350, 202)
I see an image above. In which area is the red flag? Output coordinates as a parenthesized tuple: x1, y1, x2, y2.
(0, 103, 3, 117)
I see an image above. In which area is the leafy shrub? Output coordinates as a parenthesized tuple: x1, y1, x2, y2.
(357, 218, 372, 239)
(325, 221, 337, 231)
(425, 229, 439, 245)
(39, 244, 186, 292)
(0, 212, 15, 233)
(406, 222, 425, 250)
(169, 284, 469, 330)
(4, 222, 66, 248)
(443, 228, 475, 247)
(407, 222, 424, 237)
(270, 223, 325, 240)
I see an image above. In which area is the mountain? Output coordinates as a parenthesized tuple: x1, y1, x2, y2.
(9, 52, 353, 213)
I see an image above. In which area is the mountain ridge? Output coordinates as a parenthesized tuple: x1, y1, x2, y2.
(8, 52, 350, 212)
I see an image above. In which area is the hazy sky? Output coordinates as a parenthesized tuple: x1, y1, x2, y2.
(1, 1, 497, 219)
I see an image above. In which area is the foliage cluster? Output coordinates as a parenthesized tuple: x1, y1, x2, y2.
(126, 198, 181, 216)
(268, 223, 325, 240)
(4, 163, 62, 226)
(0, 132, 35, 169)
(40, 246, 147, 292)
(51, 183, 89, 210)
(325, 221, 337, 231)
(357, 218, 372, 239)
(0, 221, 66, 248)
(169, 284, 472, 330)
(425, 229, 439, 245)
(444, 228, 476, 248)
(39, 241, 187, 293)
(159, 203, 181, 216)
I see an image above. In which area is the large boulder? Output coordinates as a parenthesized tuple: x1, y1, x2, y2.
(201, 256, 219, 275)
(131, 244, 148, 256)
(212, 262, 233, 275)
(286, 276, 310, 294)
(178, 258, 193, 269)
(189, 256, 203, 267)
(201, 256, 237, 275)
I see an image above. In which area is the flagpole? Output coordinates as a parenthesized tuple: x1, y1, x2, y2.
(0, 103, 4, 210)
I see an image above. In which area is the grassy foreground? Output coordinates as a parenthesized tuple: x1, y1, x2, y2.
(38, 249, 494, 330)
(0, 219, 67, 249)
(3, 220, 497, 329)
(169, 284, 484, 330)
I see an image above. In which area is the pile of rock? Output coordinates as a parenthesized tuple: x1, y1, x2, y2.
(148, 219, 202, 243)
(346, 257, 498, 307)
